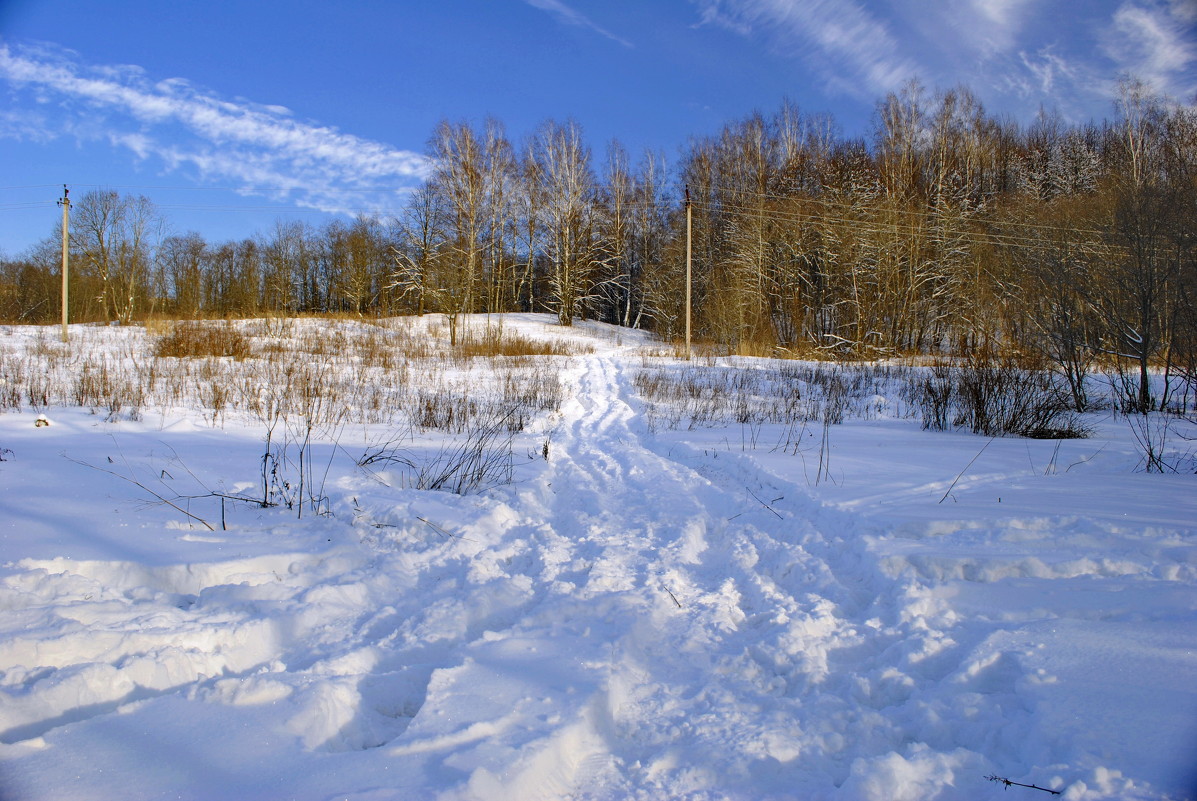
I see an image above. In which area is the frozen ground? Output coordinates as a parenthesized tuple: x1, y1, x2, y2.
(0, 315, 1195, 800)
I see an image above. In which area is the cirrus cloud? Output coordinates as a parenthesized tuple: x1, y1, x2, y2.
(693, 0, 916, 99)
(0, 41, 430, 214)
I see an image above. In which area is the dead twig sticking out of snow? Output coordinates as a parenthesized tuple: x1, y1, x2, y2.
(746, 487, 783, 519)
(1065, 441, 1108, 472)
(416, 515, 477, 543)
(938, 436, 995, 504)
(64, 454, 215, 531)
(984, 774, 1062, 795)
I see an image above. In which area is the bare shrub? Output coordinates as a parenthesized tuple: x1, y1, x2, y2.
(914, 363, 956, 432)
(358, 406, 517, 495)
(1126, 411, 1197, 473)
(958, 349, 1081, 437)
(912, 350, 1086, 438)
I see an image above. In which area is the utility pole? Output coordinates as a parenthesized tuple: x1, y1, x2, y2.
(685, 183, 692, 361)
(57, 185, 70, 343)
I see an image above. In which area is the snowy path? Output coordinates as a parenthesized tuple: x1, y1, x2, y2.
(2, 333, 1196, 801)
(350, 352, 1031, 799)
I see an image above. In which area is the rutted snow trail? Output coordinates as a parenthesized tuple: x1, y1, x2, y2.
(387, 352, 941, 800)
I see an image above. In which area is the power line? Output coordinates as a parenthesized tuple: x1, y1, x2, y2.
(2, 176, 1106, 245)
(689, 193, 1123, 254)
(0, 181, 1144, 260)
(0, 202, 57, 211)
(692, 200, 1053, 252)
(694, 181, 1116, 240)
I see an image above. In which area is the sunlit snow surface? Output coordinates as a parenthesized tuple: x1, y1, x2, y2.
(1, 315, 1194, 801)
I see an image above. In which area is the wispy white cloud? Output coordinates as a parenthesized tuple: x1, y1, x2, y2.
(0, 41, 429, 214)
(1017, 47, 1085, 96)
(524, 0, 633, 48)
(691, 0, 1195, 126)
(951, 0, 1035, 57)
(1102, 0, 1197, 97)
(972, 0, 1031, 35)
(692, 0, 917, 99)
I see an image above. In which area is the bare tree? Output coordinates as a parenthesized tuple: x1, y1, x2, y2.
(481, 118, 517, 313)
(72, 190, 161, 323)
(597, 139, 634, 325)
(391, 182, 448, 317)
(1095, 79, 1186, 411)
(426, 119, 489, 343)
(997, 196, 1106, 410)
(627, 149, 672, 330)
(262, 220, 318, 315)
(159, 232, 208, 318)
(532, 119, 601, 326)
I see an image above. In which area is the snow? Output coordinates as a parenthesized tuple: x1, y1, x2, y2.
(0, 314, 1195, 801)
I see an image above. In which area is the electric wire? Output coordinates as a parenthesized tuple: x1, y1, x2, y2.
(688, 197, 1121, 256)
(0, 179, 1150, 259)
(693, 181, 1117, 240)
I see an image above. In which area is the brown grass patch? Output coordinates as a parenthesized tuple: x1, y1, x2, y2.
(456, 326, 588, 360)
(153, 322, 252, 360)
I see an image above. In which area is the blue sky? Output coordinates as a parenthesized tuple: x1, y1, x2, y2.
(1, 0, 1194, 256)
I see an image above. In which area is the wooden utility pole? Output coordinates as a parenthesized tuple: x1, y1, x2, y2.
(57, 185, 70, 343)
(685, 184, 692, 361)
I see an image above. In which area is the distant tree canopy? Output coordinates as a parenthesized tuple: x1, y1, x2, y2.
(3, 78, 1195, 408)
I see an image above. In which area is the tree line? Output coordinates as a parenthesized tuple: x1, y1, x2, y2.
(2, 77, 1194, 410)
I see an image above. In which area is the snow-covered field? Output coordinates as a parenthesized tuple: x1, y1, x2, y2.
(1, 315, 1194, 801)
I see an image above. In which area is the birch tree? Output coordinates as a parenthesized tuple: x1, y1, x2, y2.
(532, 119, 600, 326)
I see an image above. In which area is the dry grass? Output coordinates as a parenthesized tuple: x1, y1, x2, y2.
(637, 351, 1087, 443)
(637, 360, 907, 423)
(0, 315, 592, 502)
(153, 322, 252, 360)
(456, 324, 586, 360)
(0, 316, 578, 435)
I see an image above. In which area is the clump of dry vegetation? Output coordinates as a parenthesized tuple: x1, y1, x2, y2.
(909, 347, 1087, 439)
(634, 358, 909, 450)
(152, 321, 252, 360)
(455, 325, 587, 361)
